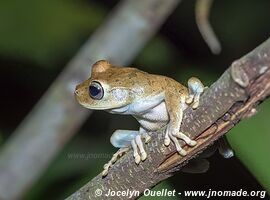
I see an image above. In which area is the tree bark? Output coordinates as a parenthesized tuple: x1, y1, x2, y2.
(66, 38, 270, 200)
(0, 1, 181, 199)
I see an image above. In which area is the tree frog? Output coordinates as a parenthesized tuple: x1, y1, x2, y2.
(75, 60, 206, 176)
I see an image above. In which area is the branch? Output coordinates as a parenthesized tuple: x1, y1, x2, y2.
(66, 38, 270, 200)
(0, 0, 181, 199)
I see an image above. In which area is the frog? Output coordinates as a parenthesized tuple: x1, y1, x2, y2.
(74, 60, 206, 176)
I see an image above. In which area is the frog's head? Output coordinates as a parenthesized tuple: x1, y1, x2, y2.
(75, 60, 144, 110)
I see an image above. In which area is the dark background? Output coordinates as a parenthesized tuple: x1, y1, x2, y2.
(0, 0, 269, 199)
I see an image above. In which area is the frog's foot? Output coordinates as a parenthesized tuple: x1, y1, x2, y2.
(131, 135, 147, 164)
(171, 132, 197, 156)
(186, 77, 206, 109)
(102, 147, 129, 176)
(164, 127, 197, 156)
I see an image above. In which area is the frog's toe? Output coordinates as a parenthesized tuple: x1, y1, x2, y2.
(134, 154, 141, 164)
(192, 101, 199, 109)
(102, 169, 109, 177)
(189, 140, 197, 146)
(179, 149, 187, 156)
(169, 133, 187, 156)
(102, 163, 110, 177)
(103, 163, 110, 170)
(164, 129, 171, 146)
(135, 135, 148, 161)
(186, 96, 194, 104)
(131, 139, 142, 164)
(173, 131, 197, 147)
(141, 151, 147, 161)
(164, 137, 171, 146)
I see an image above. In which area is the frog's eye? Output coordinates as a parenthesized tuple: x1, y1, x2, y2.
(89, 81, 104, 100)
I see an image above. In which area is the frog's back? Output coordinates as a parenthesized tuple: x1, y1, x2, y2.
(149, 73, 188, 95)
(121, 67, 188, 96)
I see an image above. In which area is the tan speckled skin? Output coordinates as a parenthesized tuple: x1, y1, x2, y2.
(75, 60, 189, 110)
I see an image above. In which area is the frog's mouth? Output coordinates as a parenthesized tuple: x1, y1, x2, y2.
(79, 101, 130, 112)
(107, 104, 130, 114)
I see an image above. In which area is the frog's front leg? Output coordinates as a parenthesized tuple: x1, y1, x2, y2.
(164, 93, 197, 156)
(186, 77, 205, 109)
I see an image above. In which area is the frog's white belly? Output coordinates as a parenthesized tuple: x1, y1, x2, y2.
(134, 101, 168, 131)
(135, 101, 188, 132)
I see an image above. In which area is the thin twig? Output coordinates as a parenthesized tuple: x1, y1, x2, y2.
(195, 0, 221, 54)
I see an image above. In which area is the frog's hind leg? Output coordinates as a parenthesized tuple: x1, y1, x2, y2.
(186, 77, 205, 109)
(102, 147, 129, 176)
(102, 130, 139, 176)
